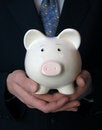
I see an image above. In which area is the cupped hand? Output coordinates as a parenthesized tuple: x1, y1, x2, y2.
(6, 70, 76, 113)
(50, 70, 92, 112)
(69, 70, 92, 101)
(6, 69, 92, 113)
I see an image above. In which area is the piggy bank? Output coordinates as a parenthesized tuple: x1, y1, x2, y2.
(24, 29, 82, 95)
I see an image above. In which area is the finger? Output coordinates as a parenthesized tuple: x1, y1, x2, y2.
(67, 107, 78, 112)
(69, 70, 92, 101)
(76, 70, 92, 96)
(18, 77, 39, 93)
(34, 92, 69, 102)
(25, 94, 68, 113)
(79, 70, 92, 81)
(55, 107, 78, 112)
(11, 70, 39, 93)
(77, 70, 92, 88)
(38, 96, 68, 113)
(53, 100, 80, 112)
(27, 105, 34, 108)
(33, 93, 55, 102)
(9, 83, 49, 109)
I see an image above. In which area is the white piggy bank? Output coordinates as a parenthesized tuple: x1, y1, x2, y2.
(24, 29, 82, 95)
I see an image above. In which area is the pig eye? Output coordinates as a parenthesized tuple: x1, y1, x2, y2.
(41, 48, 44, 52)
(57, 48, 61, 51)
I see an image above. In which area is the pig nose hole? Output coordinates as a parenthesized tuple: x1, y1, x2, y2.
(45, 67, 57, 71)
(57, 48, 61, 51)
(54, 67, 57, 70)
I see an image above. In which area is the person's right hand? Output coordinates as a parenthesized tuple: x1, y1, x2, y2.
(7, 70, 39, 104)
(7, 70, 75, 113)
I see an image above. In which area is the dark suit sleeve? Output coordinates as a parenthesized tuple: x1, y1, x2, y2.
(0, 72, 11, 119)
(0, 72, 26, 120)
(0, 1, 26, 120)
(77, 0, 102, 117)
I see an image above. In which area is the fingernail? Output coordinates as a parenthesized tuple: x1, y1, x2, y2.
(31, 83, 39, 92)
(72, 108, 78, 112)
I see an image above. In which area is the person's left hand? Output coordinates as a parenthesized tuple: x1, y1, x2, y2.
(32, 70, 92, 112)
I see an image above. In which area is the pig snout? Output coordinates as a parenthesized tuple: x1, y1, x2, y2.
(41, 61, 62, 76)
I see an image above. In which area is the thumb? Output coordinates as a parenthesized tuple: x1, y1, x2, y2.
(69, 70, 92, 100)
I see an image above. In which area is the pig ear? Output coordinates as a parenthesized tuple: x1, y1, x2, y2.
(24, 29, 45, 49)
(57, 29, 81, 49)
